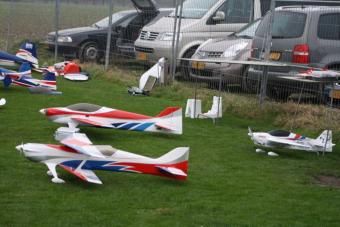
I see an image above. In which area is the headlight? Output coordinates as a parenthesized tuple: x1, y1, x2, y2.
(196, 50, 207, 58)
(222, 42, 248, 58)
(159, 32, 182, 41)
(57, 36, 73, 43)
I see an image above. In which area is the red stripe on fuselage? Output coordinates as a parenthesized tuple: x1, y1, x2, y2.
(110, 161, 188, 180)
(47, 144, 79, 153)
(46, 108, 153, 120)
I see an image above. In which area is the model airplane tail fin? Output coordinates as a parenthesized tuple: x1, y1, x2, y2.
(3, 75, 12, 88)
(18, 62, 32, 76)
(156, 147, 189, 180)
(156, 107, 182, 135)
(15, 42, 39, 68)
(38, 71, 57, 90)
(314, 130, 334, 151)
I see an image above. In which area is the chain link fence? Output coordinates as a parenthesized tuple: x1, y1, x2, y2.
(0, 0, 339, 126)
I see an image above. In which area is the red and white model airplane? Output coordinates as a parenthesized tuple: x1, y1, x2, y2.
(16, 131, 189, 184)
(40, 103, 183, 135)
(248, 128, 335, 154)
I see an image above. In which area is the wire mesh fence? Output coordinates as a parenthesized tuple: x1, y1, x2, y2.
(0, 0, 339, 120)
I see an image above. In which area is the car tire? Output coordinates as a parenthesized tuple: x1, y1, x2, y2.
(179, 47, 198, 80)
(241, 66, 259, 93)
(79, 41, 100, 63)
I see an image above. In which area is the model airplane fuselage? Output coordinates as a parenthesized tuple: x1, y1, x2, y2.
(248, 128, 335, 153)
(0, 42, 39, 68)
(16, 132, 189, 184)
(40, 103, 183, 135)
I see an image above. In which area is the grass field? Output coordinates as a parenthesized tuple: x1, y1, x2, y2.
(0, 66, 340, 226)
(0, 1, 126, 50)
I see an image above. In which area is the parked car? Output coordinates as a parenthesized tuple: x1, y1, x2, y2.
(189, 18, 261, 84)
(247, 6, 340, 96)
(134, 0, 271, 74)
(45, 0, 172, 62)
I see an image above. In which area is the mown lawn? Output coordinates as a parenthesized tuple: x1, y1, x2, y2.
(0, 69, 340, 226)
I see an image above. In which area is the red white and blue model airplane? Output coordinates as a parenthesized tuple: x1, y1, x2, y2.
(0, 42, 39, 69)
(16, 131, 189, 184)
(0, 62, 59, 94)
(40, 103, 183, 135)
(248, 128, 335, 154)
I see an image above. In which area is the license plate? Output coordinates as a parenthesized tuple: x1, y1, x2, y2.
(192, 61, 205, 70)
(269, 52, 281, 61)
(137, 52, 148, 61)
(330, 89, 340, 99)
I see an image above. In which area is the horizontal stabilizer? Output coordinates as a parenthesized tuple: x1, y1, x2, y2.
(59, 164, 102, 184)
(156, 166, 187, 177)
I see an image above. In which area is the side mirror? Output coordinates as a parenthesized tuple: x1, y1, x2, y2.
(212, 11, 225, 22)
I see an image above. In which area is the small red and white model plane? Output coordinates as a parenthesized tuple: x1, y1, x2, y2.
(248, 128, 335, 154)
(16, 130, 189, 184)
(40, 103, 183, 135)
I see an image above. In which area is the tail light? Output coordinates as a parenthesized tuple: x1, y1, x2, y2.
(292, 44, 309, 64)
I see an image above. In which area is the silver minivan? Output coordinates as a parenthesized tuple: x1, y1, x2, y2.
(134, 0, 270, 69)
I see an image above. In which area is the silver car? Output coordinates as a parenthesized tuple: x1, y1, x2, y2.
(189, 19, 261, 84)
(248, 6, 340, 96)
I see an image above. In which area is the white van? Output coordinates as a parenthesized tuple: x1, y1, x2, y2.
(134, 0, 270, 69)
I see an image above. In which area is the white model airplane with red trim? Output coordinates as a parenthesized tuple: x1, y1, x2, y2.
(248, 128, 335, 154)
(16, 130, 189, 184)
(40, 103, 182, 135)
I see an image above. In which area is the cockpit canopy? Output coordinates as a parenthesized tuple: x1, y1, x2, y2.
(268, 130, 291, 137)
(66, 103, 102, 112)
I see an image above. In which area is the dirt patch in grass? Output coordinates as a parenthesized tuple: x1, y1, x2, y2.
(314, 175, 340, 189)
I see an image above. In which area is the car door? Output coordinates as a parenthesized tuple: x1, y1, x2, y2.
(312, 12, 340, 68)
(130, 0, 159, 14)
(207, 0, 255, 38)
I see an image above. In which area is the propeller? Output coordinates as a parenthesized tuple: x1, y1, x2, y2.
(16, 142, 24, 155)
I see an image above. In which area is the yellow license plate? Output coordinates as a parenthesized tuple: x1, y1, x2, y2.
(192, 61, 205, 70)
(330, 89, 340, 99)
(137, 52, 148, 61)
(270, 52, 281, 61)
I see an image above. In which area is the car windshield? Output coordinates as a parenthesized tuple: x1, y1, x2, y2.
(256, 11, 306, 38)
(93, 11, 132, 28)
(234, 19, 261, 39)
(168, 0, 219, 19)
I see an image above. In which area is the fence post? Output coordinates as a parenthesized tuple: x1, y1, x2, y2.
(173, 0, 184, 79)
(259, 0, 275, 108)
(105, 0, 113, 70)
(170, 0, 178, 82)
(54, 0, 60, 62)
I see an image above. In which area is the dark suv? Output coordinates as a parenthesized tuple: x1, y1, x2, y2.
(45, 0, 172, 62)
(247, 6, 340, 95)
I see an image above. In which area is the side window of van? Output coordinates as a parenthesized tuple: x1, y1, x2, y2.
(216, 0, 254, 24)
(318, 13, 340, 40)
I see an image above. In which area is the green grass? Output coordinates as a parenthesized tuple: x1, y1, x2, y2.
(0, 1, 126, 50)
(0, 68, 340, 226)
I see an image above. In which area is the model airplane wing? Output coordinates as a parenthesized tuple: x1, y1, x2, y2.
(59, 164, 102, 184)
(71, 117, 114, 129)
(179, 58, 314, 69)
(60, 133, 106, 158)
(267, 137, 310, 149)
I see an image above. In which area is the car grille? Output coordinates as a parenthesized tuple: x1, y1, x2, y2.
(207, 51, 223, 58)
(135, 46, 154, 53)
(140, 31, 159, 41)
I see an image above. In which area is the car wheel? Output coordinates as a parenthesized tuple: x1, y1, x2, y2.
(241, 66, 259, 94)
(179, 47, 198, 80)
(79, 41, 100, 63)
